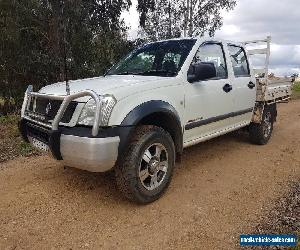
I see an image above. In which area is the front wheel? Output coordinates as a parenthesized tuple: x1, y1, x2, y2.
(115, 125, 175, 204)
(249, 105, 274, 145)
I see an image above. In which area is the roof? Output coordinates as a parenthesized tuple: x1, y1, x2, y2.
(152, 36, 244, 46)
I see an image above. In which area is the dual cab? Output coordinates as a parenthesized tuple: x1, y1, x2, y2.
(20, 37, 292, 203)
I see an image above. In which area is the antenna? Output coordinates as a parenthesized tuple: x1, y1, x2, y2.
(61, 0, 70, 95)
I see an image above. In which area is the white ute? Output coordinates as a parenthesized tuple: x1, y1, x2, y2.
(20, 36, 293, 203)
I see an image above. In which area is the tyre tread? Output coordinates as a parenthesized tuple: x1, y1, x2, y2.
(115, 125, 174, 203)
(249, 105, 274, 145)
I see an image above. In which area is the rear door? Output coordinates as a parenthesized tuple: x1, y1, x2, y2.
(227, 44, 256, 122)
(184, 42, 235, 143)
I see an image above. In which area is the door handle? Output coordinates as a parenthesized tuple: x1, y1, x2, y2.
(223, 83, 232, 93)
(248, 81, 256, 89)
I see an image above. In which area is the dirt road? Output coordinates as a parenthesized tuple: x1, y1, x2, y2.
(1, 101, 300, 250)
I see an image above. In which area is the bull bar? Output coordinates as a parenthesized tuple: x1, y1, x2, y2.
(22, 85, 102, 136)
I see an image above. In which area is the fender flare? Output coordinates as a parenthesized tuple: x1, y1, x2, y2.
(121, 100, 181, 126)
(117, 100, 183, 156)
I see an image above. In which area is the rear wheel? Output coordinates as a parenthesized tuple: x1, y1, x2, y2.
(115, 125, 175, 204)
(249, 105, 274, 145)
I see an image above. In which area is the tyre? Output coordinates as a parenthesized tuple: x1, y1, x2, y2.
(115, 125, 175, 204)
(249, 104, 274, 145)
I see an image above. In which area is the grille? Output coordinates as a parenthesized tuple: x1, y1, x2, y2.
(26, 97, 77, 124)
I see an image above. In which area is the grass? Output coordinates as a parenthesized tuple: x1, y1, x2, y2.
(292, 81, 300, 100)
(0, 114, 40, 163)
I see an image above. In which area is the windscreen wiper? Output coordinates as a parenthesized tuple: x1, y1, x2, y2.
(135, 70, 177, 76)
(115, 71, 138, 75)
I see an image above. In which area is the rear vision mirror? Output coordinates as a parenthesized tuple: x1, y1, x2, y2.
(187, 62, 217, 83)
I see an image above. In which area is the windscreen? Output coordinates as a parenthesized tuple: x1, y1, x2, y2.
(106, 39, 196, 77)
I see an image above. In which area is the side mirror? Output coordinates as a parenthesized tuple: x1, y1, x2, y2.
(187, 62, 217, 83)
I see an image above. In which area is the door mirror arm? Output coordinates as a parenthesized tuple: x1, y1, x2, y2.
(187, 64, 198, 83)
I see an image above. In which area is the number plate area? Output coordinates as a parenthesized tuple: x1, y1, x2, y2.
(29, 137, 49, 152)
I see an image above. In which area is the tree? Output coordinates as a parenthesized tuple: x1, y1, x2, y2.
(138, 0, 236, 41)
(138, 0, 182, 40)
(137, 0, 155, 27)
(0, 0, 133, 114)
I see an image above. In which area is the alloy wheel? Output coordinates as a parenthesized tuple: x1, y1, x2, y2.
(139, 143, 169, 191)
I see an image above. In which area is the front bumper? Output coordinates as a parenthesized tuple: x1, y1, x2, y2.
(60, 134, 119, 172)
(19, 119, 120, 172)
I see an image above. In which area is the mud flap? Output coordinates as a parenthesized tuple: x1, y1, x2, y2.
(252, 103, 265, 123)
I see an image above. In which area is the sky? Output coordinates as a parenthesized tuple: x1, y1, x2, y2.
(122, 0, 300, 76)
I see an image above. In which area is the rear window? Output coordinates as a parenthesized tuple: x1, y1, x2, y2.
(228, 45, 250, 77)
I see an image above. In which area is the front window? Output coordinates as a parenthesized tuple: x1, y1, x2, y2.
(106, 39, 196, 77)
(193, 43, 228, 79)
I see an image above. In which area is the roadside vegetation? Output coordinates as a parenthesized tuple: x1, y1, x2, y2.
(292, 81, 300, 100)
(0, 114, 40, 163)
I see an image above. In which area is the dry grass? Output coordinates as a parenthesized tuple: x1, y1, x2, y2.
(0, 115, 40, 163)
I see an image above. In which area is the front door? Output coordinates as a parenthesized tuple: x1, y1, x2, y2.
(184, 42, 234, 144)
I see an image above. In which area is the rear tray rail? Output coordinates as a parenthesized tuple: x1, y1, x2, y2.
(243, 36, 293, 102)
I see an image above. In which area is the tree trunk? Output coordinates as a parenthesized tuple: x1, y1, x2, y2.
(188, 0, 193, 36)
(184, 0, 189, 37)
(168, 1, 172, 38)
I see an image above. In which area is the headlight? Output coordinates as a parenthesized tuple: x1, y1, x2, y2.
(78, 95, 117, 126)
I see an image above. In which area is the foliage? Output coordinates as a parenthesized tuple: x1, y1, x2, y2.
(137, 0, 155, 27)
(293, 82, 300, 91)
(139, 0, 236, 41)
(0, 0, 134, 114)
(292, 82, 300, 100)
